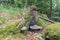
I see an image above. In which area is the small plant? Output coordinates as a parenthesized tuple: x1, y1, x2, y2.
(36, 33, 43, 40)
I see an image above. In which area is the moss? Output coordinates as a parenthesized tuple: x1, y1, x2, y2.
(37, 18, 46, 27)
(45, 23, 60, 39)
(0, 20, 26, 40)
(23, 13, 30, 21)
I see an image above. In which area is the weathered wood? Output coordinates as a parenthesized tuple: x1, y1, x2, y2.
(26, 16, 33, 27)
(39, 16, 54, 23)
(30, 5, 39, 24)
(21, 16, 33, 31)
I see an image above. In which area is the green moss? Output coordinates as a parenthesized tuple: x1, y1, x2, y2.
(23, 13, 30, 21)
(0, 20, 26, 40)
(45, 23, 60, 40)
(37, 18, 46, 27)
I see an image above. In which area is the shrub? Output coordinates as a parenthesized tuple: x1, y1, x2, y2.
(36, 33, 43, 40)
(45, 23, 60, 40)
(40, 14, 48, 18)
(0, 20, 26, 40)
(51, 16, 60, 21)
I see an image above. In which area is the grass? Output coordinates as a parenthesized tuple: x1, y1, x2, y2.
(0, 5, 23, 24)
(0, 5, 26, 40)
(0, 20, 26, 40)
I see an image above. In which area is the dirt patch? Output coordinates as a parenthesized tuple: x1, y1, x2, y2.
(2, 35, 22, 40)
(26, 29, 45, 40)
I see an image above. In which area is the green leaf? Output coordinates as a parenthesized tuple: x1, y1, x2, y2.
(36, 33, 43, 40)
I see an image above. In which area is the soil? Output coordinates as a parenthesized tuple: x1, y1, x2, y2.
(26, 29, 46, 40)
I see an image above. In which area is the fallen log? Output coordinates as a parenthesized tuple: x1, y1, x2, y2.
(39, 16, 55, 23)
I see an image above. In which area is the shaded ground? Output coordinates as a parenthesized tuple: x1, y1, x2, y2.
(26, 29, 46, 40)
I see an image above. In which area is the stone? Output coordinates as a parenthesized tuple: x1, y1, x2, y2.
(30, 25, 43, 30)
(21, 27, 28, 31)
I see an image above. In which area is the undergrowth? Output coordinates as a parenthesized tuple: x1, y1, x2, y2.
(0, 20, 26, 40)
(0, 5, 23, 24)
(45, 23, 60, 40)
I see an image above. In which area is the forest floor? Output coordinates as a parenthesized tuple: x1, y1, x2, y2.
(26, 22, 51, 40)
(26, 29, 45, 40)
(0, 12, 52, 40)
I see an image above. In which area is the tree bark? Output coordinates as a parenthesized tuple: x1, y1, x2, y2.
(50, 0, 52, 18)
